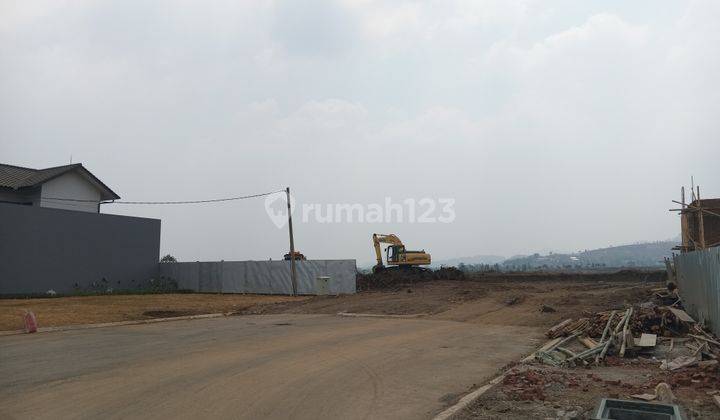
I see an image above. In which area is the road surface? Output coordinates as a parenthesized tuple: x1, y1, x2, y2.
(0, 314, 541, 419)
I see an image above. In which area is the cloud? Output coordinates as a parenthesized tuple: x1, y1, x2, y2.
(271, 0, 359, 57)
(1, 1, 719, 261)
(379, 106, 482, 145)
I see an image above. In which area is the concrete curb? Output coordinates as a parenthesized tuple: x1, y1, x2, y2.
(431, 337, 550, 420)
(432, 374, 505, 420)
(0, 312, 228, 337)
(336, 312, 427, 319)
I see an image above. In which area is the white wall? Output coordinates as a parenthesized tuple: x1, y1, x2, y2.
(41, 171, 101, 213)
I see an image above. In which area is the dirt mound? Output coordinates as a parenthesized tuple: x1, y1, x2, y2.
(357, 267, 464, 291)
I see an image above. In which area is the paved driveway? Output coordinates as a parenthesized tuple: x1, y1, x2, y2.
(0, 314, 541, 419)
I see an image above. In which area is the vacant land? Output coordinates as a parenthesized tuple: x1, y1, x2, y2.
(245, 273, 661, 330)
(0, 294, 304, 331)
(1, 271, 677, 419)
(0, 272, 660, 332)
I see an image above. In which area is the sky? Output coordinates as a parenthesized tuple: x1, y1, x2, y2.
(1, 0, 719, 265)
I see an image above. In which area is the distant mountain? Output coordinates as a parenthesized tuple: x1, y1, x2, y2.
(501, 241, 676, 269)
(432, 255, 506, 268)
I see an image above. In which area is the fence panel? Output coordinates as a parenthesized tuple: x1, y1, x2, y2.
(674, 247, 720, 336)
(159, 259, 356, 295)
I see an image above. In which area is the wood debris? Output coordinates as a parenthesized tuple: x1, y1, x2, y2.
(631, 393, 657, 401)
(546, 319, 572, 338)
(637, 333, 657, 347)
(532, 292, 720, 370)
(660, 355, 699, 371)
(667, 307, 696, 323)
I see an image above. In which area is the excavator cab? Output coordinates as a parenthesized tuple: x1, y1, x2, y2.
(386, 245, 405, 264)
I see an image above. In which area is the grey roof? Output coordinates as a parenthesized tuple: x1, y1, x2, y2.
(0, 163, 120, 200)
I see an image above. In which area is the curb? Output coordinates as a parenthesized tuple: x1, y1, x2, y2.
(0, 312, 228, 337)
(432, 374, 505, 420)
(432, 336, 550, 420)
(336, 312, 427, 319)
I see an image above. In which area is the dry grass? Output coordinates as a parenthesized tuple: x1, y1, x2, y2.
(0, 294, 306, 331)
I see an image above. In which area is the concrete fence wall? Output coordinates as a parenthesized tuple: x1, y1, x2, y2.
(0, 203, 161, 295)
(674, 247, 720, 336)
(159, 260, 357, 295)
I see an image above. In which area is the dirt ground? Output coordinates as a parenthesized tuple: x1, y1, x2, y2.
(454, 359, 720, 419)
(243, 274, 659, 331)
(0, 272, 660, 333)
(0, 294, 304, 331)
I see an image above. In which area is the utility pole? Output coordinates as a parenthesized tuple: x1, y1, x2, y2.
(286, 187, 297, 296)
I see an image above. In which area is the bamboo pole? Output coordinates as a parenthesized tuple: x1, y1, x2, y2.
(597, 337, 613, 364)
(614, 309, 630, 335)
(619, 307, 634, 357)
(595, 311, 616, 364)
(697, 187, 706, 250)
(681, 187, 689, 251)
(599, 311, 616, 343)
(564, 343, 605, 364)
(547, 332, 581, 353)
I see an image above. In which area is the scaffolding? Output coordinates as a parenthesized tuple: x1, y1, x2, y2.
(670, 184, 720, 252)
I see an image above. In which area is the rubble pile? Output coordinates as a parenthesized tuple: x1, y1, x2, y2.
(669, 367, 720, 389)
(549, 307, 695, 341)
(516, 288, 720, 415)
(531, 292, 720, 369)
(501, 369, 571, 401)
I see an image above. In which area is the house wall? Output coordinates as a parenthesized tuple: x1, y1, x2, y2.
(0, 187, 41, 206)
(40, 171, 101, 213)
(159, 260, 357, 295)
(0, 203, 160, 295)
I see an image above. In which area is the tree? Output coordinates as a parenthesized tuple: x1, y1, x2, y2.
(160, 254, 177, 263)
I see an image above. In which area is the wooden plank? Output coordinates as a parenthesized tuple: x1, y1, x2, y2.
(689, 334, 720, 347)
(546, 318, 573, 338)
(521, 337, 562, 363)
(637, 333, 657, 347)
(578, 336, 599, 349)
(547, 332, 581, 353)
(667, 307, 696, 323)
(631, 393, 657, 401)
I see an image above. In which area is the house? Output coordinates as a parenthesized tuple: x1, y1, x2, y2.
(0, 163, 120, 213)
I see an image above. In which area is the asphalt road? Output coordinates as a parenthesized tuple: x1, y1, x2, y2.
(0, 314, 541, 419)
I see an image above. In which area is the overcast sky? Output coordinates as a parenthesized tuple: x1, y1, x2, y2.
(2, 0, 718, 265)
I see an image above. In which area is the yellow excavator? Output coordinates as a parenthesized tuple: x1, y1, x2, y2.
(372, 233, 431, 273)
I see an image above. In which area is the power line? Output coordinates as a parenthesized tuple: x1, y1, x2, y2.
(40, 189, 285, 205)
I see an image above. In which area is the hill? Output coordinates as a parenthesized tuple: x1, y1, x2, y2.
(501, 241, 675, 270)
(431, 255, 506, 268)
